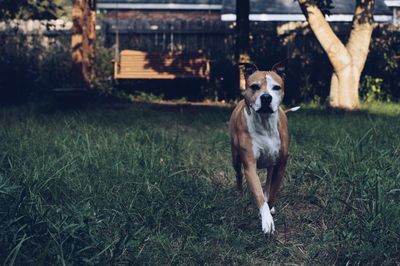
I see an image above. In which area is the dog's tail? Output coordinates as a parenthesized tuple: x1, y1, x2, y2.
(284, 106, 301, 113)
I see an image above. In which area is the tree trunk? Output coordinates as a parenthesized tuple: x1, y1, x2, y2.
(298, 0, 374, 110)
(71, 0, 96, 89)
(330, 65, 360, 109)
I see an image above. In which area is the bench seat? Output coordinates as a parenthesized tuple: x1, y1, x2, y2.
(114, 50, 210, 80)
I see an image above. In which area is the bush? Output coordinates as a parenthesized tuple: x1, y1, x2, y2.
(92, 38, 114, 96)
(0, 32, 45, 102)
(0, 29, 114, 103)
(362, 24, 400, 102)
(361, 76, 384, 102)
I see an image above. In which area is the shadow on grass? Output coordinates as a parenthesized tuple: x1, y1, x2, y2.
(0, 158, 265, 265)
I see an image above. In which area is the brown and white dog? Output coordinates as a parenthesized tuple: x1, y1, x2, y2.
(229, 62, 298, 235)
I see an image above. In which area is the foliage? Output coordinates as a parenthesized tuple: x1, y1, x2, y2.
(0, 32, 114, 102)
(360, 76, 383, 102)
(362, 24, 400, 102)
(92, 36, 114, 96)
(0, 33, 50, 102)
(292, 0, 334, 15)
(130, 91, 165, 102)
(0, 0, 63, 20)
(0, 103, 399, 264)
(0, 32, 72, 102)
(309, 0, 334, 15)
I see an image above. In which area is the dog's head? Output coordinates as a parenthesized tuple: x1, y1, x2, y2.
(238, 61, 286, 114)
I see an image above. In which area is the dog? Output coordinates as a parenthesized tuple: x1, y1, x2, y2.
(229, 61, 298, 235)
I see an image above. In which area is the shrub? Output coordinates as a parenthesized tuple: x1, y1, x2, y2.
(361, 76, 384, 102)
(0, 29, 114, 102)
(362, 24, 400, 102)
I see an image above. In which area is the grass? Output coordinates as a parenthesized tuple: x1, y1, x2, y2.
(0, 101, 399, 265)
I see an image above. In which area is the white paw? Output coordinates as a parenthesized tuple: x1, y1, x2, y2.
(260, 202, 275, 235)
(270, 206, 276, 215)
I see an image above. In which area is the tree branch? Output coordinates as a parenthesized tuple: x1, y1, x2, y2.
(346, 0, 375, 73)
(297, 0, 352, 73)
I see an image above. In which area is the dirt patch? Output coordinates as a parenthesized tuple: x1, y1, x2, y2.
(275, 201, 323, 244)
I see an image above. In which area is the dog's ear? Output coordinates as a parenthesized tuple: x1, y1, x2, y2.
(235, 63, 258, 80)
(271, 59, 287, 79)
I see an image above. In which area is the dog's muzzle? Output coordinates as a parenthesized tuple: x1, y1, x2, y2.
(257, 94, 274, 113)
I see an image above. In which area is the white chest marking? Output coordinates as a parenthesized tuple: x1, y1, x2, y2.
(244, 109, 281, 168)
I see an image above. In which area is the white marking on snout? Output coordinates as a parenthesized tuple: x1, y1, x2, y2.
(265, 74, 282, 113)
(266, 75, 280, 90)
(253, 96, 262, 111)
(260, 202, 275, 234)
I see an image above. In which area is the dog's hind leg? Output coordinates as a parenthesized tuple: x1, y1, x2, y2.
(268, 158, 288, 207)
(232, 146, 243, 192)
(263, 167, 277, 215)
(263, 166, 273, 201)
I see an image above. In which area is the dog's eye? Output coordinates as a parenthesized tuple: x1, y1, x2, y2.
(250, 84, 260, 91)
(272, 85, 281, 91)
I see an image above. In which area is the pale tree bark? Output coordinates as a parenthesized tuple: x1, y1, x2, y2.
(71, 0, 96, 89)
(298, 0, 375, 110)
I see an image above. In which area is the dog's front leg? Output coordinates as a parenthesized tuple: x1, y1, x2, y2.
(243, 162, 275, 235)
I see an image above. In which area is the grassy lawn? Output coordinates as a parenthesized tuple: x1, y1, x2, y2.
(1, 102, 399, 265)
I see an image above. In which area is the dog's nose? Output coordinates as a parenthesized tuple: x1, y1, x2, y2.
(260, 94, 272, 105)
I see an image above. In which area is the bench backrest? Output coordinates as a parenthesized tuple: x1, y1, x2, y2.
(114, 50, 210, 80)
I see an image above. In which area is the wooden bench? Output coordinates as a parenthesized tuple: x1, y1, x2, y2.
(114, 50, 210, 80)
